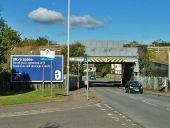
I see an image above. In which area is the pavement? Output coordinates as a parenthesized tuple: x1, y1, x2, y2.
(144, 88, 170, 97)
(0, 88, 101, 118)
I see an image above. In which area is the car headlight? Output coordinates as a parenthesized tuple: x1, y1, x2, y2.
(140, 86, 143, 89)
(130, 86, 133, 89)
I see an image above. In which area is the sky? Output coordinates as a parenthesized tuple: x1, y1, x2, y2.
(1, 0, 170, 44)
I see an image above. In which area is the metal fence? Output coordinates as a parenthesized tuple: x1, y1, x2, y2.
(135, 76, 169, 90)
(0, 77, 64, 91)
(0, 74, 82, 91)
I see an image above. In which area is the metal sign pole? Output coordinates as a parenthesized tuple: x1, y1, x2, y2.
(51, 61, 53, 97)
(87, 57, 89, 100)
(78, 61, 79, 89)
(168, 51, 170, 84)
(42, 62, 44, 97)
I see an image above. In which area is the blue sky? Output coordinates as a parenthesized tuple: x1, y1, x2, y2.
(1, 0, 170, 44)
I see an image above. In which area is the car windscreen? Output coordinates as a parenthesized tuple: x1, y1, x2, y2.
(130, 81, 141, 87)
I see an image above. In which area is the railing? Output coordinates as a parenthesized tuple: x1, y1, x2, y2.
(135, 76, 169, 90)
(148, 46, 170, 52)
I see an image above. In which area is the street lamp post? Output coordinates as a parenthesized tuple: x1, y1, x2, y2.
(67, 0, 70, 95)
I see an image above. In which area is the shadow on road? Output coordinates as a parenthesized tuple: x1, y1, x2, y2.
(89, 81, 124, 88)
(40, 122, 62, 128)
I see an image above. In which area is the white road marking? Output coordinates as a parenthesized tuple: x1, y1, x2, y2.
(132, 123, 136, 126)
(122, 115, 126, 118)
(107, 113, 112, 116)
(111, 116, 120, 121)
(142, 100, 157, 107)
(126, 119, 132, 122)
(95, 103, 102, 108)
(121, 123, 126, 126)
(104, 104, 113, 109)
(114, 110, 118, 113)
(166, 108, 170, 111)
(109, 108, 114, 110)
(96, 103, 138, 127)
(114, 118, 120, 122)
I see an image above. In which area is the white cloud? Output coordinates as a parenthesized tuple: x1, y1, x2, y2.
(70, 15, 105, 29)
(28, 8, 108, 29)
(28, 8, 65, 24)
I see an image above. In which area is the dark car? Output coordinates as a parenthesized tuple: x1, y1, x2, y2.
(125, 81, 143, 94)
(89, 74, 96, 80)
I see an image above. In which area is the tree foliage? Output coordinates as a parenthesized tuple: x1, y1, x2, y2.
(0, 16, 21, 72)
(151, 40, 170, 46)
(95, 63, 111, 77)
(61, 41, 86, 75)
(18, 37, 49, 47)
(123, 41, 153, 76)
(138, 46, 152, 76)
(124, 41, 140, 47)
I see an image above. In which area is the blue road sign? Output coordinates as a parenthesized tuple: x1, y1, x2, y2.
(11, 55, 63, 82)
(83, 57, 87, 62)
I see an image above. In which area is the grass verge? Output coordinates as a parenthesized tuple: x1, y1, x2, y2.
(0, 88, 65, 106)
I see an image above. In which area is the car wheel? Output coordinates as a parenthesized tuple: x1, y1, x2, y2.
(126, 88, 131, 93)
(129, 90, 132, 93)
(140, 90, 143, 94)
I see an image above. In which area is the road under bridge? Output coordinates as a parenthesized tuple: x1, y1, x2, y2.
(70, 40, 139, 85)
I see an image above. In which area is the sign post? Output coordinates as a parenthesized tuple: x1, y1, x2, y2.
(42, 62, 44, 97)
(11, 55, 63, 97)
(40, 49, 55, 97)
(168, 51, 170, 85)
(51, 61, 53, 97)
(87, 57, 89, 100)
(84, 57, 89, 100)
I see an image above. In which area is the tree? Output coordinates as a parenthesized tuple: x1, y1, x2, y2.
(151, 39, 170, 46)
(95, 63, 111, 77)
(138, 46, 152, 76)
(0, 16, 21, 72)
(19, 37, 49, 47)
(124, 41, 140, 47)
(123, 41, 152, 76)
(36, 37, 48, 46)
(61, 41, 86, 75)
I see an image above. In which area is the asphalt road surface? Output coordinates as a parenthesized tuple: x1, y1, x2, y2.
(0, 103, 143, 128)
(1, 82, 170, 128)
(92, 85, 170, 128)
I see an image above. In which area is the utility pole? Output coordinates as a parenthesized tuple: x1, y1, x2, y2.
(66, 0, 70, 95)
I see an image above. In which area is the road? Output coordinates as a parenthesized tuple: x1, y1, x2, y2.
(0, 103, 142, 128)
(1, 82, 170, 128)
(92, 85, 170, 128)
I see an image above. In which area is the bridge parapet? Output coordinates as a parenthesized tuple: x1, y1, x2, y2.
(82, 40, 138, 57)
